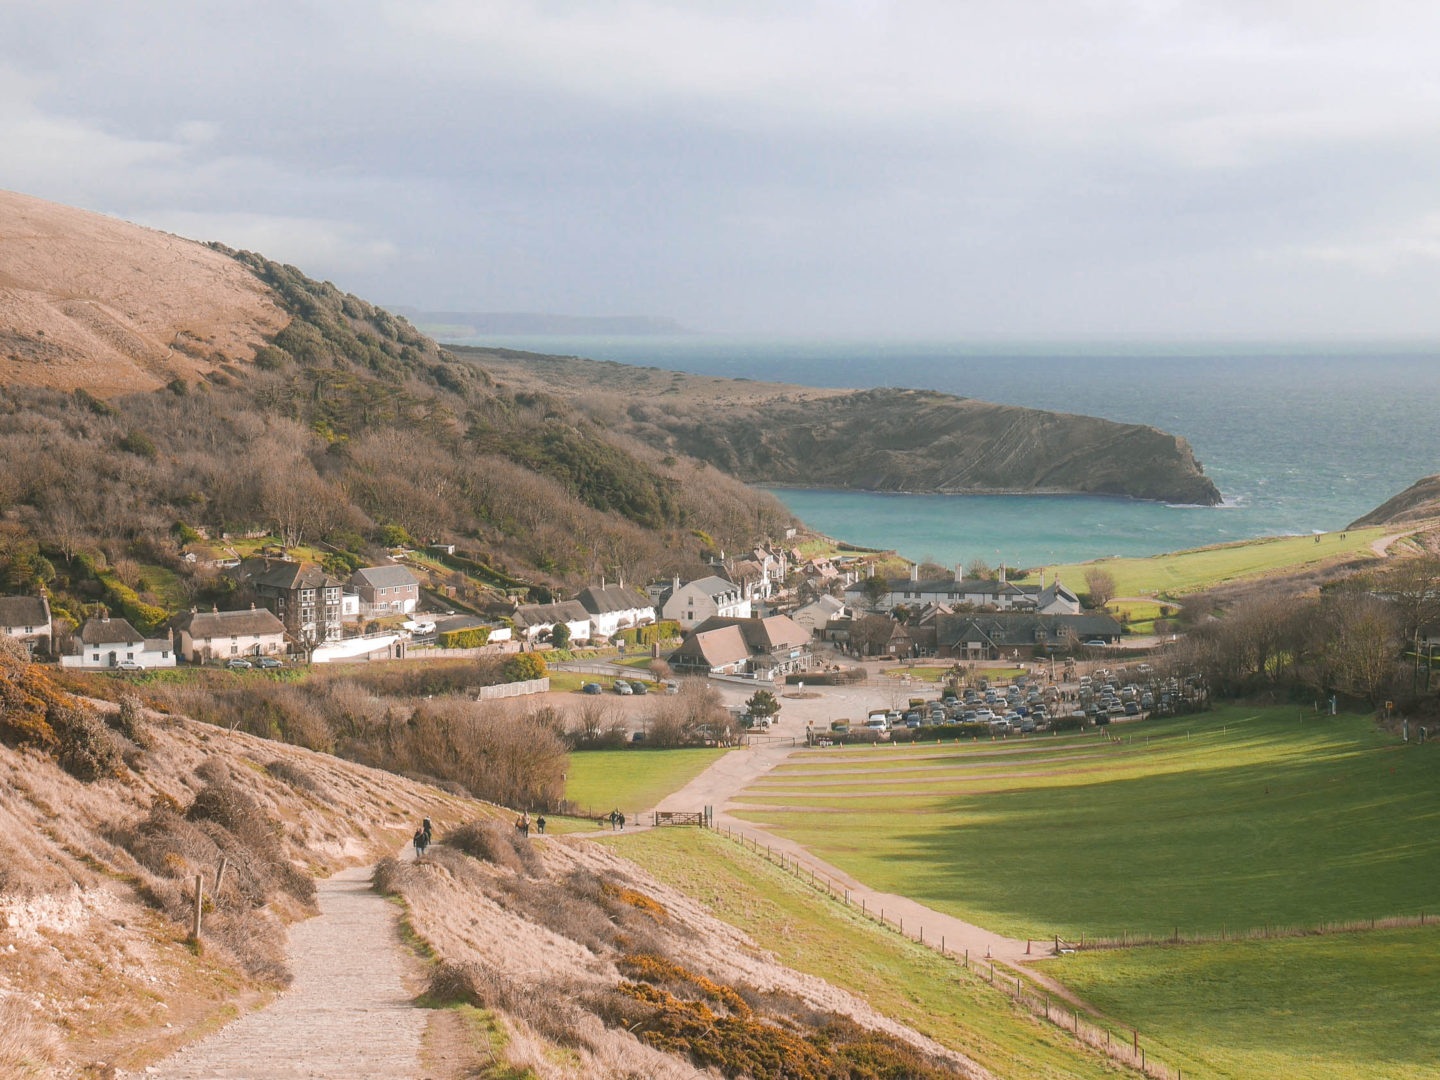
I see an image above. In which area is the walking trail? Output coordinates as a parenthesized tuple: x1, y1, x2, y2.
(650, 741, 1085, 1001)
(150, 863, 426, 1080)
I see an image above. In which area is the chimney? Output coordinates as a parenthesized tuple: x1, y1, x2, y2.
(956, 563, 964, 580)
(1040, 571, 1046, 589)
(910, 564, 918, 582)
(999, 564, 1006, 584)
(867, 564, 875, 578)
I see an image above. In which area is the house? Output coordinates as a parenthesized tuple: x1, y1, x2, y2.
(0, 593, 51, 656)
(251, 562, 344, 643)
(349, 565, 421, 617)
(847, 566, 1082, 616)
(936, 612, 1123, 659)
(789, 594, 848, 638)
(576, 583, 656, 640)
(61, 616, 175, 669)
(512, 600, 592, 645)
(173, 605, 287, 663)
(669, 614, 811, 679)
(658, 575, 752, 630)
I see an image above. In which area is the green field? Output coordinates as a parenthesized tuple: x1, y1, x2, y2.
(1044, 928, 1440, 1080)
(1016, 527, 1388, 598)
(608, 828, 1124, 1080)
(563, 747, 729, 817)
(733, 706, 1440, 941)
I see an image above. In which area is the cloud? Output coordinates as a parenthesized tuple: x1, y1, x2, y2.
(133, 210, 400, 274)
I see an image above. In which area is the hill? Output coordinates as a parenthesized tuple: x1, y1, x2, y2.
(452, 347, 1223, 505)
(0, 191, 791, 624)
(1349, 473, 1440, 528)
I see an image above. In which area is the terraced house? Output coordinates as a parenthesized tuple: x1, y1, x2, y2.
(173, 605, 288, 662)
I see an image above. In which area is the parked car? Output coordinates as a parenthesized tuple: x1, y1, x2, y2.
(630, 680, 648, 695)
(256, 656, 283, 669)
(613, 680, 633, 695)
(225, 658, 252, 670)
(1124, 702, 1141, 715)
(581, 682, 603, 695)
(115, 660, 144, 672)
(665, 681, 680, 694)
(631, 731, 646, 743)
(1084, 639, 1108, 647)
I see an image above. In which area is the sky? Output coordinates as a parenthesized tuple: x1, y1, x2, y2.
(4, 1, 1440, 338)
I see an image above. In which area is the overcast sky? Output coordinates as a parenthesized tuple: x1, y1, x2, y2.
(5, 1, 1440, 338)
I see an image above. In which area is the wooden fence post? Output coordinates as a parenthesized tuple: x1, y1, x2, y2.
(191, 874, 204, 940)
(214, 856, 228, 896)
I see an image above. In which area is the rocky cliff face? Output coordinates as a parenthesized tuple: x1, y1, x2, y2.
(1350, 474, 1440, 528)
(459, 350, 1223, 505)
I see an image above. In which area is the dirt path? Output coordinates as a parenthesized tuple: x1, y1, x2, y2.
(149, 863, 426, 1080)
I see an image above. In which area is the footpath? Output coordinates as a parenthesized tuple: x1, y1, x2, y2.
(148, 863, 425, 1080)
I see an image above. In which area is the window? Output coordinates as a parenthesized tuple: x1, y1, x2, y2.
(92, 653, 100, 661)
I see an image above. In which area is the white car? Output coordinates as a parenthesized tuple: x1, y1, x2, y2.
(115, 660, 145, 672)
(613, 680, 633, 695)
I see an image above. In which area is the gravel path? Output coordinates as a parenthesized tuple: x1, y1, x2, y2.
(150, 864, 425, 1080)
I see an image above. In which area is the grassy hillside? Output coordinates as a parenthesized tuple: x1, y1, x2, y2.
(732, 707, 1440, 940)
(562, 747, 730, 818)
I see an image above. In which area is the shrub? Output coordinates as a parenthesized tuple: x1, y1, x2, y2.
(51, 702, 123, 781)
(445, 819, 541, 875)
(119, 428, 157, 458)
(502, 652, 547, 682)
(437, 626, 490, 649)
(109, 692, 150, 748)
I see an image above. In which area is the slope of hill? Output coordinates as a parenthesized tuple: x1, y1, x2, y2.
(1349, 473, 1440, 528)
(453, 348, 1223, 505)
(0, 190, 288, 395)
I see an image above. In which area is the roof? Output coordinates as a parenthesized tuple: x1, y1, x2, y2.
(576, 583, 652, 615)
(78, 617, 144, 645)
(252, 561, 343, 591)
(512, 600, 591, 629)
(690, 614, 809, 654)
(670, 625, 750, 670)
(937, 612, 1123, 647)
(350, 565, 419, 590)
(682, 575, 743, 600)
(0, 595, 49, 628)
(176, 607, 286, 638)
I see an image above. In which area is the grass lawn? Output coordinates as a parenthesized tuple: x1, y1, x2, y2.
(1043, 927, 1440, 1080)
(1105, 599, 1176, 635)
(606, 828, 1123, 1080)
(733, 705, 1440, 941)
(1015, 527, 1388, 598)
(563, 747, 730, 817)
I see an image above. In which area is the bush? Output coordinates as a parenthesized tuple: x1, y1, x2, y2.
(437, 626, 490, 649)
(615, 620, 681, 647)
(51, 703, 123, 781)
(109, 692, 150, 748)
(502, 652, 547, 682)
(445, 819, 542, 875)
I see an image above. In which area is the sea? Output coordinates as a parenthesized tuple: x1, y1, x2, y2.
(445, 335, 1440, 569)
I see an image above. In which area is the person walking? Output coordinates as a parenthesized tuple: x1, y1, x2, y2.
(609, 809, 619, 831)
(413, 827, 428, 858)
(520, 811, 530, 838)
(422, 817, 433, 843)
(617, 811, 626, 831)
(536, 814, 547, 835)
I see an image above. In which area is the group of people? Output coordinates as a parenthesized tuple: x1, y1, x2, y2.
(607, 809, 626, 830)
(513, 811, 547, 837)
(412, 817, 433, 857)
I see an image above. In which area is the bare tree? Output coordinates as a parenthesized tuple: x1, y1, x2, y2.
(1084, 568, 1118, 609)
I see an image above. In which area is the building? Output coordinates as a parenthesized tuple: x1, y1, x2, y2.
(658, 575, 752, 630)
(173, 605, 288, 663)
(512, 600, 592, 645)
(576, 583, 655, 640)
(669, 614, 811, 679)
(847, 567, 1081, 615)
(936, 612, 1123, 659)
(251, 562, 344, 643)
(0, 593, 51, 656)
(789, 594, 848, 638)
(349, 565, 421, 617)
(61, 616, 175, 669)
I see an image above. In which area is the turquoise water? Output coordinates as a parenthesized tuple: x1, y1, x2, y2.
(448, 335, 1440, 566)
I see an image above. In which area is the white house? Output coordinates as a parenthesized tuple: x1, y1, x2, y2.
(789, 594, 849, 638)
(847, 566, 1080, 615)
(576, 583, 655, 640)
(0, 594, 51, 656)
(659, 576, 752, 630)
(173, 606, 288, 663)
(62, 616, 175, 669)
(512, 600, 592, 645)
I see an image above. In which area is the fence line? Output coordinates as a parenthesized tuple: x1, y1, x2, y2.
(475, 677, 550, 700)
(709, 822, 1185, 1080)
(1071, 911, 1435, 952)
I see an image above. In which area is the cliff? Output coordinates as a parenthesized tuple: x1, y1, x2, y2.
(454, 348, 1223, 505)
(1350, 474, 1440, 528)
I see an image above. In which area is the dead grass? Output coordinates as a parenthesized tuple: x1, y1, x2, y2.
(0, 997, 62, 1079)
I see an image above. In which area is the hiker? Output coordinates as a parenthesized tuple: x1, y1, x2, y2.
(521, 811, 530, 838)
(413, 828, 428, 857)
(422, 816, 433, 843)
(617, 811, 626, 831)
(609, 809, 619, 831)
(536, 814, 547, 835)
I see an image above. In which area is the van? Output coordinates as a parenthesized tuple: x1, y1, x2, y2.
(865, 716, 890, 733)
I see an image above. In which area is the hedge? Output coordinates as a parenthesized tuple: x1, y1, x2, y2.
(615, 621, 681, 646)
(438, 627, 491, 649)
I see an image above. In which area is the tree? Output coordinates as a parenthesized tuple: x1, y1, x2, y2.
(861, 573, 890, 608)
(916, 559, 953, 580)
(966, 559, 992, 581)
(746, 689, 781, 721)
(850, 614, 898, 656)
(503, 652, 548, 682)
(550, 622, 571, 649)
(1084, 568, 1117, 609)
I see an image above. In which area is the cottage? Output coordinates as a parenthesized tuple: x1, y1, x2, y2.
(848, 567, 1081, 615)
(62, 616, 175, 669)
(349, 565, 421, 617)
(173, 605, 288, 663)
(0, 594, 51, 656)
(576, 583, 655, 640)
(658, 575, 752, 630)
(512, 600, 592, 645)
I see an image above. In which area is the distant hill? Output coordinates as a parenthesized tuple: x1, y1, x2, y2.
(391, 307, 690, 336)
(1350, 474, 1440, 528)
(454, 347, 1223, 505)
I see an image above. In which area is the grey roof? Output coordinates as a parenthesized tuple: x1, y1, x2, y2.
(576, 584, 652, 615)
(937, 612, 1122, 648)
(253, 562, 343, 591)
(0, 595, 49, 628)
(79, 617, 144, 645)
(512, 600, 590, 629)
(685, 575, 743, 600)
(350, 565, 419, 589)
(176, 607, 286, 638)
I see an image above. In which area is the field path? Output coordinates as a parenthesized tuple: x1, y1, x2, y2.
(149, 862, 425, 1080)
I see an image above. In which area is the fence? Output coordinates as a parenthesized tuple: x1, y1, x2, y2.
(710, 822, 1188, 1080)
(475, 677, 550, 700)
(1071, 911, 1438, 952)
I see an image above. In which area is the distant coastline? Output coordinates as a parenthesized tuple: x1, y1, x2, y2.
(392, 307, 691, 336)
